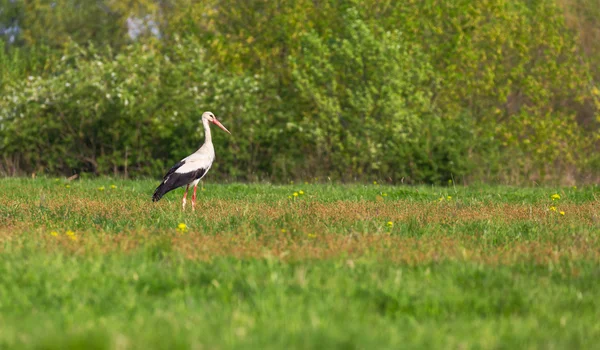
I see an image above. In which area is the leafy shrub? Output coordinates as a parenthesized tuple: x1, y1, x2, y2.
(289, 9, 472, 183)
(0, 38, 268, 178)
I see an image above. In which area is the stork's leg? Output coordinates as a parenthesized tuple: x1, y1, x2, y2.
(192, 184, 198, 211)
(182, 184, 190, 210)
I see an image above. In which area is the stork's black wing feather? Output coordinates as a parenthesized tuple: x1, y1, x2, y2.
(162, 160, 186, 181)
(152, 161, 207, 202)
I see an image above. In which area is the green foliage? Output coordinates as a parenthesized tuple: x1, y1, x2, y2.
(16, 0, 128, 50)
(0, 39, 266, 177)
(289, 9, 470, 182)
(373, 0, 599, 182)
(0, 0, 598, 183)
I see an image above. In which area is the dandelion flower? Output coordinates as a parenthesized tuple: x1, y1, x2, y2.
(307, 233, 316, 239)
(382, 193, 388, 197)
(438, 196, 444, 201)
(50, 231, 59, 237)
(551, 193, 560, 200)
(373, 181, 378, 185)
(281, 229, 287, 233)
(299, 190, 304, 195)
(97, 186, 105, 191)
(65, 184, 70, 189)
(304, 181, 308, 185)
(288, 195, 292, 199)
(110, 184, 117, 189)
(549, 206, 557, 212)
(293, 192, 299, 197)
(559, 211, 565, 216)
(447, 195, 452, 200)
(177, 223, 188, 233)
(387, 221, 394, 228)
(65, 230, 77, 240)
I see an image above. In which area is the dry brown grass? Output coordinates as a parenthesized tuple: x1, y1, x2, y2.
(2, 226, 598, 267)
(2, 192, 599, 266)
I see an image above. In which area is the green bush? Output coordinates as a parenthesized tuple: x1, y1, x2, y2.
(376, 0, 599, 183)
(288, 9, 472, 183)
(0, 38, 268, 178)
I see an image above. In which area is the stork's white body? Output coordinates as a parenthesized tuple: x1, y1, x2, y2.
(152, 112, 230, 210)
(176, 141, 214, 188)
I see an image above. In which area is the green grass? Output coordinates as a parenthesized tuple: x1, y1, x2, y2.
(0, 178, 599, 349)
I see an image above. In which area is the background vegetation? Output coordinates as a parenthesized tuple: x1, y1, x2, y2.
(1, 0, 599, 184)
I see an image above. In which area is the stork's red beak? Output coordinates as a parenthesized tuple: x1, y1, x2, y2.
(212, 117, 231, 134)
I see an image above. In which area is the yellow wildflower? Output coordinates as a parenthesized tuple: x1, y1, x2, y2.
(304, 181, 308, 185)
(97, 186, 105, 191)
(559, 211, 565, 216)
(293, 192, 299, 197)
(299, 190, 304, 195)
(549, 206, 557, 212)
(177, 223, 188, 233)
(307, 233, 316, 239)
(65, 184, 70, 189)
(50, 231, 59, 237)
(447, 195, 452, 200)
(281, 229, 287, 233)
(65, 230, 77, 241)
(438, 196, 444, 201)
(373, 181, 378, 185)
(382, 193, 387, 197)
(288, 195, 292, 199)
(110, 184, 117, 189)
(551, 193, 560, 200)
(387, 221, 394, 228)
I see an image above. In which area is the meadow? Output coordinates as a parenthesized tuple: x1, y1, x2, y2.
(0, 178, 599, 349)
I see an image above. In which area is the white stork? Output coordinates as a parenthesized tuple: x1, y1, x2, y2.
(152, 111, 231, 210)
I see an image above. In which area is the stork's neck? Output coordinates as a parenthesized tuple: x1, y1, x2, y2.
(202, 118, 212, 145)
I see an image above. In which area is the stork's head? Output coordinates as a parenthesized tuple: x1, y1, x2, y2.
(202, 111, 231, 134)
